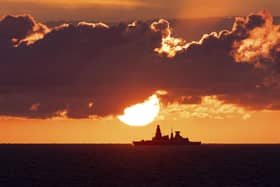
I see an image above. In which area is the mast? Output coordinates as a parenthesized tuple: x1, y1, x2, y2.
(155, 124, 162, 139)
(170, 128, 174, 140)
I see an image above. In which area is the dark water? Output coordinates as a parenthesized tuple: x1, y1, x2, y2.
(0, 144, 280, 187)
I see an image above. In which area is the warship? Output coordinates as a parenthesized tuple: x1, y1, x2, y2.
(133, 125, 201, 146)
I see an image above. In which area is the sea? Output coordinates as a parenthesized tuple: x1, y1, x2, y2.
(0, 144, 279, 187)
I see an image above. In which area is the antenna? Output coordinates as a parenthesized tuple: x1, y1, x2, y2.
(170, 124, 174, 140)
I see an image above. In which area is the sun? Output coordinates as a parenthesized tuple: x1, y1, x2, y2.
(118, 94, 160, 126)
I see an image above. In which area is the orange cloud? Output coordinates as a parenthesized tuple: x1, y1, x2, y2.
(77, 22, 109, 29)
(9, 15, 50, 47)
(88, 102, 94, 109)
(150, 11, 277, 68)
(151, 19, 226, 58)
(232, 11, 280, 68)
(151, 19, 187, 58)
(159, 96, 251, 120)
(29, 103, 40, 112)
(51, 109, 69, 120)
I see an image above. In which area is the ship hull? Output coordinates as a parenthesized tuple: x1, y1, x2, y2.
(133, 141, 201, 146)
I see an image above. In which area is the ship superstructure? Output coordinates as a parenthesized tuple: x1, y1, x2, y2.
(133, 125, 201, 146)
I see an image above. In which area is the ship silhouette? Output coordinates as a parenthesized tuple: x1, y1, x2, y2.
(133, 125, 201, 146)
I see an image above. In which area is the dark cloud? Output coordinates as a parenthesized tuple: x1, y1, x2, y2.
(176, 11, 280, 110)
(0, 14, 49, 48)
(0, 11, 279, 119)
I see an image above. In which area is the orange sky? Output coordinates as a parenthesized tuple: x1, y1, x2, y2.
(30, 0, 146, 7)
(1, 109, 279, 144)
(2, 0, 280, 21)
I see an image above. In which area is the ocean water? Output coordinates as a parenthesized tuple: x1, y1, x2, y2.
(0, 144, 279, 187)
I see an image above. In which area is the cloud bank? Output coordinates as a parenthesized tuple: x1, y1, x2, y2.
(0, 11, 279, 119)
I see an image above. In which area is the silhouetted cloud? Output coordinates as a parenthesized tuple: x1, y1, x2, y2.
(0, 11, 279, 119)
(0, 14, 49, 48)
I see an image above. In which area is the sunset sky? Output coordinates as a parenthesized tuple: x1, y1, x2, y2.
(2, 0, 280, 21)
(0, 0, 280, 144)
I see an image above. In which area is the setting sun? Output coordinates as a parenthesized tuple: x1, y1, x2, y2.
(118, 94, 160, 126)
